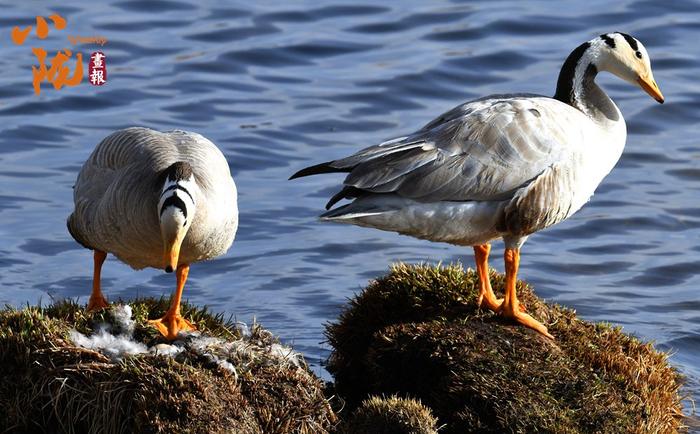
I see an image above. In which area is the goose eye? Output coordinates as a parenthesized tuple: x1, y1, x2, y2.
(635, 51, 642, 59)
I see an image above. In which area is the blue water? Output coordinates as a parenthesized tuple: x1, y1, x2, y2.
(1, 0, 699, 425)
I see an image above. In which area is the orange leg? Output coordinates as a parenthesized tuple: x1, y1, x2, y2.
(149, 264, 196, 340)
(473, 244, 502, 311)
(86, 250, 109, 311)
(500, 248, 553, 339)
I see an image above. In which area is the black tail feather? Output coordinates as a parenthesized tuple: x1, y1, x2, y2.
(325, 186, 361, 210)
(289, 161, 348, 180)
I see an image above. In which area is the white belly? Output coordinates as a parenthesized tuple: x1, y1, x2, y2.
(326, 196, 504, 247)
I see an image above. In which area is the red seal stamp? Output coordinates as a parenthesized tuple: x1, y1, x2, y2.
(88, 51, 106, 86)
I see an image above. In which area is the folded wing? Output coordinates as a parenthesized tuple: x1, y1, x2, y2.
(291, 95, 586, 208)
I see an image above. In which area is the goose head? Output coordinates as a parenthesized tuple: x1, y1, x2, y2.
(158, 162, 197, 273)
(597, 32, 664, 103)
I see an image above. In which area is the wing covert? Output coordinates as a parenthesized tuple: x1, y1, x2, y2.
(335, 96, 585, 202)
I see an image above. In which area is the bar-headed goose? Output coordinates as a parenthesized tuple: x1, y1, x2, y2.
(291, 33, 664, 339)
(68, 127, 238, 339)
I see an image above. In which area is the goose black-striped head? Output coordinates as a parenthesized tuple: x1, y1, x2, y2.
(158, 162, 197, 273)
(555, 32, 664, 107)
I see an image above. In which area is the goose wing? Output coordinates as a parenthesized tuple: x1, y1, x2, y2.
(295, 95, 589, 207)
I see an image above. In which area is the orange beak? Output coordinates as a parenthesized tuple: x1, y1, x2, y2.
(637, 74, 664, 104)
(163, 233, 183, 273)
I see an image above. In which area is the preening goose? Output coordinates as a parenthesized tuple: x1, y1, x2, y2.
(68, 127, 238, 339)
(291, 33, 664, 339)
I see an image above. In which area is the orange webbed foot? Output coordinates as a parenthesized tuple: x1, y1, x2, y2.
(477, 291, 503, 312)
(149, 312, 196, 340)
(473, 244, 527, 314)
(478, 291, 526, 313)
(86, 293, 109, 312)
(499, 304, 553, 339)
(500, 247, 553, 339)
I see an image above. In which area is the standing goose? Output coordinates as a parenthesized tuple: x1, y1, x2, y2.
(68, 127, 238, 339)
(291, 33, 664, 339)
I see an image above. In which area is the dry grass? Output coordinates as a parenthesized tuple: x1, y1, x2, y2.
(0, 265, 687, 434)
(337, 395, 438, 434)
(326, 262, 686, 434)
(0, 299, 336, 434)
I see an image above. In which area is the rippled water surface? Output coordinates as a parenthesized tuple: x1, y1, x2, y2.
(1, 0, 699, 422)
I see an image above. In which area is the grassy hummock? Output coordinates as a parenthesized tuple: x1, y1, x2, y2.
(0, 264, 687, 433)
(337, 395, 439, 434)
(326, 263, 685, 434)
(0, 298, 335, 433)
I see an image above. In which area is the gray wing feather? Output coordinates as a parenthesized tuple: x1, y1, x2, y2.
(344, 147, 439, 191)
(331, 95, 584, 203)
(329, 137, 424, 169)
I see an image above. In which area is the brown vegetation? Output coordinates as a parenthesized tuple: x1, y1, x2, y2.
(0, 263, 686, 433)
(326, 263, 685, 433)
(0, 299, 335, 433)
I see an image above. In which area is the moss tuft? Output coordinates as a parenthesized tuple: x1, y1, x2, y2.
(0, 299, 336, 434)
(326, 263, 684, 433)
(338, 395, 438, 434)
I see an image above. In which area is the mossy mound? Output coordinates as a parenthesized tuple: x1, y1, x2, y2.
(0, 298, 335, 433)
(338, 395, 438, 434)
(327, 263, 684, 434)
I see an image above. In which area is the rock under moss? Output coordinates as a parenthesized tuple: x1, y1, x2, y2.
(326, 263, 685, 434)
(0, 298, 336, 434)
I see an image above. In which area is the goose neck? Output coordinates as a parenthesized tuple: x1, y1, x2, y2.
(554, 41, 619, 123)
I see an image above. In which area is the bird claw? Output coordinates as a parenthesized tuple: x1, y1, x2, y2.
(477, 292, 526, 313)
(485, 296, 548, 337)
(477, 292, 504, 312)
(86, 293, 109, 312)
(500, 306, 553, 339)
(149, 312, 196, 340)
